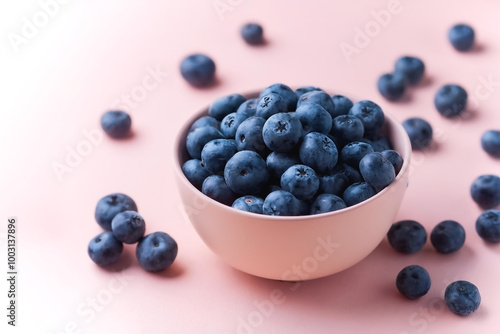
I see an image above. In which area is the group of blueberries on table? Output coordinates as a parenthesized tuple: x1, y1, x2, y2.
(92, 22, 499, 317)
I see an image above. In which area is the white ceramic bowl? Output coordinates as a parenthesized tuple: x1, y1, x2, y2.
(174, 92, 411, 281)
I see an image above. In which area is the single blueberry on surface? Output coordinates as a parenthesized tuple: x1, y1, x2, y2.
(394, 56, 425, 85)
(381, 150, 404, 175)
(387, 220, 427, 254)
(95, 193, 138, 231)
(190, 116, 220, 133)
(182, 159, 211, 190)
(220, 112, 248, 138)
(234, 116, 268, 154)
(470, 174, 500, 209)
(359, 152, 396, 192)
(330, 115, 365, 144)
(430, 220, 465, 254)
(297, 90, 336, 118)
(224, 150, 269, 195)
(341, 141, 374, 168)
(201, 139, 238, 174)
(396, 265, 431, 299)
(101, 110, 132, 138)
(342, 182, 376, 207)
(232, 196, 264, 214)
(348, 100, 385, 133)
(310, 194, 346, 214)
(280, 164, 320, 201)
(299, 132, 338, 175)
(256, 93, 287, 119)
(445, 281, 481, 316)
(202, 175, 237, 206)
(481, 130, 500, 158)
(136, 232, 178, 272)
(111, 211, 146, 244)
(434, 84, 467, 118)
(241, 23, 264, 45)
(262, 190, 301, 216)
(259, 83, 298, 111)
(475, 209, 500, 243)
(180, 54, 216, 87)
(88, 231, 123, 267)
(208, 94, 246, 121)
(448, 24, 475, 51)
(377, 73, 406, 101)
(262, 112, 303, 152)
(295, 103, 332, 134)
(331, 95, 354, 118)
(402, 117, 433, 150)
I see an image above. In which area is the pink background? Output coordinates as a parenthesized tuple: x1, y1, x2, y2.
(2, 0, 500, 333)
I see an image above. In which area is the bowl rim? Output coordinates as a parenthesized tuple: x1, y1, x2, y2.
(173, 89, 412, 221)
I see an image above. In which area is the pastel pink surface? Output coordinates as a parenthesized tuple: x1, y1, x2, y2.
(2, 0, 500, 333)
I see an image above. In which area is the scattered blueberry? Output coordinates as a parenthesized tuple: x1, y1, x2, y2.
(280, 164, 320, 200)
(202, 175, 237, 206)
(208, 94, 246, 121)
(232, 196, 264, 214)
(259, 83, 298, 111)
(111, 211, 146, 244)
(241, 23, 264, 45)
(224, 150, 269, 195)
(262, 112, 303, 152)
(88, 231, 123, 266)
(470, 174, 500, 209)
(444, 281, 481, 315)
(430, 220, 466, 254)
(299, 132, 338, 175)
(95, 193, 138, 231)
(396, 265, 431, 299)
(394, 56, 425, 85)
(180, 54, 216, 87)
(475, 209, 500, 243)
(330, 95, 354, 118)
(182, 159, 211, 190)
(380, 150, 404, 175)
(481, 130, 500, 158)
(448, 24, 475, 51)
(310, 194, 346, 214)
(434, 84, 467, 118)
(359, 152, 396, 192)
(234, 116, 268, 154)
(402, 117, 433, 150)
(220, 112, 248, 138)
(387, 220, 427, 254)
(136, 232, 178, 272)
(348, 100, 385, 133)
(201, 139, 238, 174)
(343, 182, 376, 207)
(186, 126, 224, 159)
(340, 141, 374, 168)
(377, 73, 406, 101)
(101, 111, 132, 138)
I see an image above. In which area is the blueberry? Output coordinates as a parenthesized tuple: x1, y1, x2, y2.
(387, 220, 427, 254)
(481, 130, 500, 158)
(394, 56, 425, 85)
(434, 84, 467, 118)
(236, 98, 258, 117)
(101, 110, 132, 138)
(448, 24, 475, 51)
(341, 164, 364, 184)
(262, 190, 301, 216)
(224, 150, 269, 195)
(297, 91, 336, 118)
(348, 100, 385, 133)
(402, 117, 433, 150)
(318, 172, 349, 196)
(241, 23, 264, 45)
(310, 194, 346, 214)
(262, 112, 303, 152)
(186, 126, 224, 159)
(299, 132, 339, 175)
(359, 152, 395, 192)
(470, 174, 500, 209)
(88, 231, 123, 266)
(208, 94, 246, 121)
(396, 265, 431, 299)
(182, 159, 211, 190)
(190, 116, 221, 133)
(201, 139, 238, 174)
(232, 196, 264, 214)
(331, 115, 365, 144)
(377, 73, 406, 101)
(342, 182, 376, 207)
(260, 83, 298, 111)
(202, 175, 237, 206)
(295, 103, 332, 134)
(234, 116, 268, 154)
(136, 232, 178, 272)
(295, 86, 322, 99)
(340, 141, 374, 168)
(266, 151, 301, 182)
(430, 220, 465, 254)
(220, 112, 248, 138)
(180, 54, 216, 87)
(111, 211, 146, 244)
(95, 193, 138, 231)
(256, 93, 287, 119)
(475, 209, 500, 243)
(331, 95, 354, 118)
(280, 164, 320, 200)
(444, 281, 481, 316)
(363, 132, 392, 152)
(380, 150, 404, 175)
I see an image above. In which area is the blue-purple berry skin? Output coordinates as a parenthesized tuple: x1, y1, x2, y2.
(186, 126, 224, 159)
(224, 150, 269, 195)
(444, 281, 481, 316)
(430, 220, 465, 254)
(95, 193, 138, 231)
(111, 211, 146, 244)
(470, 174, 500, 209)
(232, 196, 264, 214)
(280, 164, 320, 201)
(241, 23, 264, 45)
(387, 220, 427, 254)
(359, 152, 396, 192)
(101, 111, 132, 138)
(310, 194, 346, 214)
(202, 175, 237, 206)
(201, 139, 238, 174)
(476, 209, 500, 243)
(208, 94, 246, 121)
(377, 73, 406, 101)
(136, 232, 178, 272)
(342, 182, 376, 207)
(190, 116, 220, 133)
(297, 90, 336, 118)
(88, 231, 123, 266)
(182, 159, 211, 190)
(331, 95, 354, 118)
(402, 117, 433, 150)
(348, 100, 385, 133)
(434, 84, 467, 118)
(396, 265, 431, 299)
(394, 56, 425, 85)
(381, 150, 404, 175)
(448, 24, 475, 51)
(481, 130, 500, 158)
(180, 54, 216, 87)
(259, 83, 298, 111)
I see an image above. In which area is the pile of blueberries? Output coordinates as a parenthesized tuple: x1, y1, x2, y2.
(88, 193, 178, 272)
(182, 83, 404, 216)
